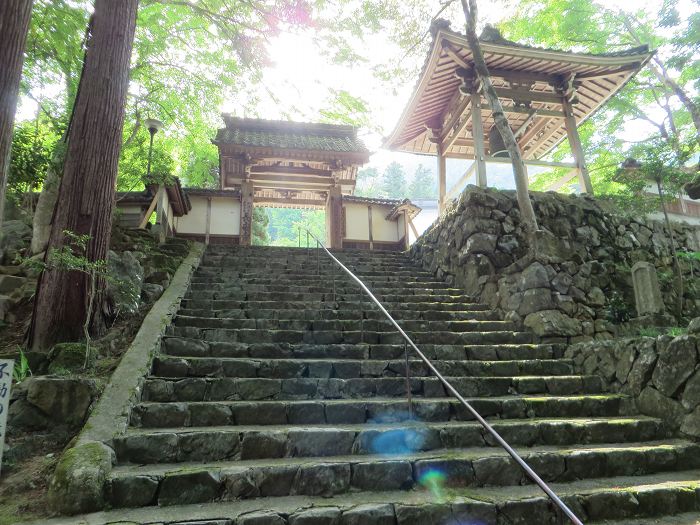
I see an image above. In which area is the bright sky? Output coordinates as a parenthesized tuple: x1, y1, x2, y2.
(223, 0, 687, 190)
(15, 0, 693, 191)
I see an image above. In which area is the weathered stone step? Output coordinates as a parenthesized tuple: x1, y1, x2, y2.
(177, 307, 499, 322)
(168, 326, 534, 346)
(191, 274, 443, 285)
(142, 374, 603, 402)
(197, 261, 424, 273)
(152, 355, 575, 379)
(161, 337, 562, 362)
(172, 316, 516, 334)
(589, 512, 700, 524)
(106, 442, 700, 508)
(188, 282, 460, 294)
(35, 472, 700, 524)
(180, 298, 487, 312)
(132, 394, 630, 428)
(184, 289, 479, 303)
(116, 420, 669, 464)
(195, 268, 437, 280)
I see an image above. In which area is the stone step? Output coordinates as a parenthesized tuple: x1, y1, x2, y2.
(161, 338, 563, 362)
(197, 261, 425, 273)
(590, 512, 700, 524)
(168, 326, 534, 346)
(131, 394, 630, 428)
(106, 442, 700, 508)
(36, 471, 700, 524)
(116, 419, 669, 464)
(34, 472, 700, 524)
(152, 355, 575, 379)
(184, 290, 479, 303)
(187, 282, 459, 293)
(172, 316, 516, 334)
(176, 307, 499, 321)
(180, 299, 488, 312)
(191, 275, 444, 285)
(142, 374, 604, 402)
(194, 268, 437, 280)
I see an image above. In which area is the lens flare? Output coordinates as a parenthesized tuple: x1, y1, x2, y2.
(417, 468, 447, 502)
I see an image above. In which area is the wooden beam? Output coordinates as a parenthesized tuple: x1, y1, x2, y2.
(494, 87, 563, 104)
(562, 95, 593, 194)
(576, 63, 640, 80)
(452, 138, 476, 148)
(368, 205, 374, 250)
(500, 105, 564, 118)
(138, 189, 160, 229)
(250, 165, 332, 177)
(471, 85, 487, 187)
(402, 209, 409, 250)
(545, 169, 579, 192)
(446, 162, 477, 201)
(253, 197, 325, 207)
(443, 43, 469, 69)
(513, 111, 538, 140)
(408, 215, 419, 239)
(326, 185, 343, 249)
(487, 67, 561, 85)
(484, 156, 577, 169)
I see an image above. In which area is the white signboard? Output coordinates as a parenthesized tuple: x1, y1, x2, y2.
(0, 359, 14, 476)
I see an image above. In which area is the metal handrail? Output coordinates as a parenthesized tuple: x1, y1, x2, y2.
(302, 229, 583, 525)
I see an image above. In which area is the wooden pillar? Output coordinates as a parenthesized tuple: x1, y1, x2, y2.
(402, 209, 409, 251)
(239, 180, 254, 246)
(471, 87, 487, 188)
(437, 146, 447, 214)
(154, 185, 167, 244)
(205, 197, 212, 245)
(562, 96, 594, 194)
(367, 205, 374, 250)
(326, 185, 343, 249)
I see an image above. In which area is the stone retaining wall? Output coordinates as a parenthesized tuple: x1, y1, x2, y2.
(410, 186, 700, 339)
(565, 326, 700, 439)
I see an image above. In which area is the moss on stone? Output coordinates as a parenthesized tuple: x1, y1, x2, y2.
(48, 342, 96, 373)
(48, 441, 114, 515)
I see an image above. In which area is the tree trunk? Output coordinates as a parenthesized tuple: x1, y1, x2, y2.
(459, 0, 538, 232)
(31, 142, 64, 254)
(0, 0, 34, 230)
(29, 0, 138, 352)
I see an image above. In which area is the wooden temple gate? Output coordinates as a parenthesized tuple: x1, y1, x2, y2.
(214, 117, 371, 248)
(384, 23, 653, 214)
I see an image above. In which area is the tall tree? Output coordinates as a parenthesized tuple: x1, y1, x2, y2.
(0, 0, 34, 229)
(408, 164, 437, 199)
(381, 162, 408, 198)
(459, 0, 538, 231)
(29, 0, 139, 351)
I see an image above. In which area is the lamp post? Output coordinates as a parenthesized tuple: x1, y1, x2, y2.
(144, 118, 165, 242)
(144, 118, 163, 183)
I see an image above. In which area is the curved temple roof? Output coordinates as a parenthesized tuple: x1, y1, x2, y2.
(384, 24, 654, 160)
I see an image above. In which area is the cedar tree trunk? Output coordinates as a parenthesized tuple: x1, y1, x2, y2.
(459, 0, 538, 232)
(0, 0, 34, 230)
(29, 0, 138, 351)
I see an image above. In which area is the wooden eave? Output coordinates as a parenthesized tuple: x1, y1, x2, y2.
(384, 29, 654, 160)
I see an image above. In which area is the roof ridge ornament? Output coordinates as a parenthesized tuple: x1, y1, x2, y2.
(429, 18, 451, 37)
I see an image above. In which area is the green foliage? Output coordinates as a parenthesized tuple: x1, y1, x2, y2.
(638, 327, 662, 337)
(667, 326, 688, 337)
(252, 207, 270, 246)
(12, 349, 32, 384)
(501, 0, 700, 196)
(265, 208, 325, 247)
(381, 162, 408, 198)
(7, 119, 61, 203)
(408, 164, 437, 199)
(606, 291, 634, 324)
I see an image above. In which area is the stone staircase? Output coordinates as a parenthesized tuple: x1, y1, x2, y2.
(101, 245, 700, 524)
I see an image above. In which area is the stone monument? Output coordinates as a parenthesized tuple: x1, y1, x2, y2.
(631, 261, 665, 316)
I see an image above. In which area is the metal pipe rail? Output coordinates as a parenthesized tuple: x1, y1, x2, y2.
(302, 229, 584, 525)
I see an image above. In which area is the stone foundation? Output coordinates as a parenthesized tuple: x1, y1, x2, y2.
(566, 327, 700, 439)
(410, 186, 700, 340)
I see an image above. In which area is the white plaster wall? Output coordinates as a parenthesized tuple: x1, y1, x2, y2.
(344, 202, 370, 240)
(210, 197, 240, 235)
(175, 196, 240, 235)
(371, 205, 398, 242)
